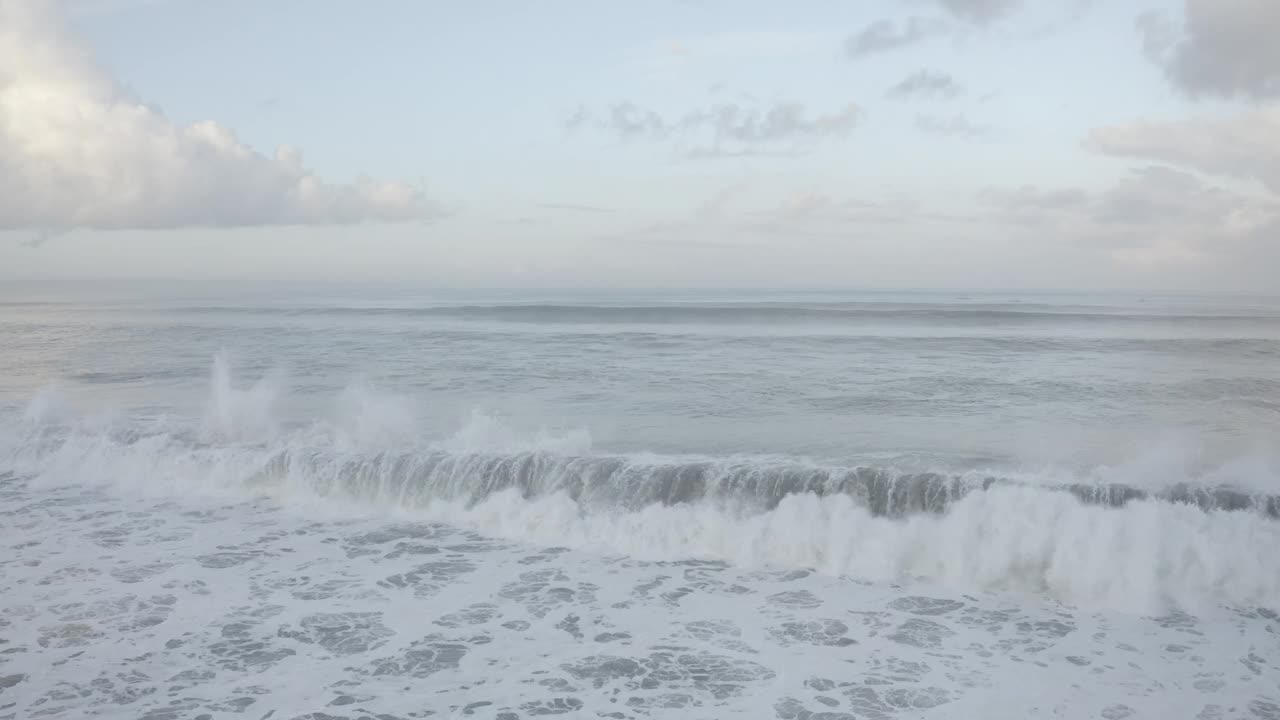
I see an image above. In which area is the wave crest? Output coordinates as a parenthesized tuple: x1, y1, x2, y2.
(4, 358, 1279, 614)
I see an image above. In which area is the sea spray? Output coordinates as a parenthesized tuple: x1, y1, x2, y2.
(6, 360, 1280, 614)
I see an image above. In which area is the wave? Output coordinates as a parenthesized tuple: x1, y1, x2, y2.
(158, 303, 1280, 327)
(6, 422, 1280, 614)
(45, 440, 1278, 520)
(3, 363, 1280, 614)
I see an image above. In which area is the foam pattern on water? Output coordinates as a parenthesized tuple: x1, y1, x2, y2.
(2, 474, 1278, 719)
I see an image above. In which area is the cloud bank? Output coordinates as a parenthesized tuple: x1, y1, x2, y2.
(0, 0, 432, 231)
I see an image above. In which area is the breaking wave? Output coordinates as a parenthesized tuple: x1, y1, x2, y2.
(3, 359, 1280, 614)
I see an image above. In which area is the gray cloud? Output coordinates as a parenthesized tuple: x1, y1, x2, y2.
(1088, 108, 1280, 194)
(689, 102, 860, 143)
(915, 113, 993, 138)
(0, 0, 434, 231)
(983, 167, 1279, 248)
(570, 99, 860, 155)
(935, 0, 1022, 24)
(1139, 0, 1280, 100)
(887, 70, 965, 100)
(1091, 166, 1242, 225)
(845, 17, 948, 58)
(603, 102, 670, 140)
(563, 105, 592, 132)
(847, 0, 1034, 60)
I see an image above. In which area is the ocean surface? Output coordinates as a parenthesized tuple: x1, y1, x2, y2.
(2, 286, 1280, 719)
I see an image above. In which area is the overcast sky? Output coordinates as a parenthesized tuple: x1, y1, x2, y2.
(1, 0, 1278, 290)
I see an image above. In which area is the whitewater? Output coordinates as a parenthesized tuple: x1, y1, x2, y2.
(2, 288, 1279, 719)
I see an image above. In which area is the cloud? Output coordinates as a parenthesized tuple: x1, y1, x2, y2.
(845, 17, 948, 58)
(569, 99, 860, 156)
(1088, 108, 1280, 193)
(887, 70, 965, 100)
(596, 102, 670, 140)
(564, 105, 592, 132)
(915, 113, 993, 138)
(935, 0, 1022, 24)
(1138, 0, 1280, 100)
(589, 178, 1274, 289)
(982, 167, 1279, 256)
(1092, 166, 1256, 226)
(0, 0, 434, 231)
(687, 102, 861, 143)
(846, 0, 1039, 59)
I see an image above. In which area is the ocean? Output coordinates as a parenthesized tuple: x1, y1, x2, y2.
(2, 287, 1279, 719)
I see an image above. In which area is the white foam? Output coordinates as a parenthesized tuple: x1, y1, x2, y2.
(394, 485, 1279, 614)
(5, 358, 1280, 616)
(10, 417, 1280, 614)
(7, 472, 1272, 720)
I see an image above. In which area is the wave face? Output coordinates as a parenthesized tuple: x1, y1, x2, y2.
(6, 371, 1280, 615)
(36, 440, 1278, 520)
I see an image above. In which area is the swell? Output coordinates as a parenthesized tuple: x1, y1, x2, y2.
(161, 303, 1280, 326)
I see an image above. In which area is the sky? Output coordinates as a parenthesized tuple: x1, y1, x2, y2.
(1, 0, 1278, 291)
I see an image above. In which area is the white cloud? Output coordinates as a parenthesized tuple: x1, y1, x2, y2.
(0, 0, 433, 231)
(1088, 108, 1280, 194)
(1139, 0, 1280, 100)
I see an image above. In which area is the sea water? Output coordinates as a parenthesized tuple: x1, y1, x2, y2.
(2, 286, 1279, 718)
